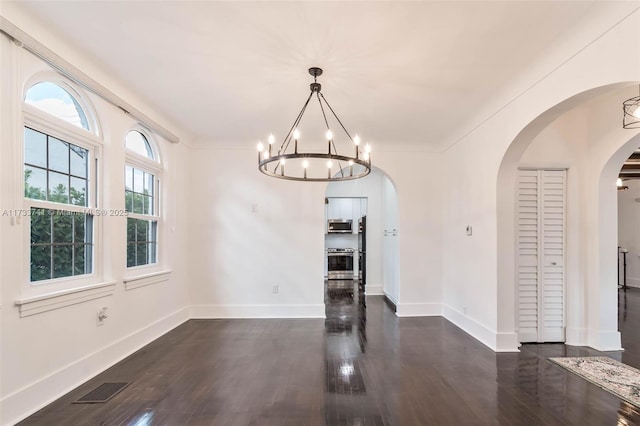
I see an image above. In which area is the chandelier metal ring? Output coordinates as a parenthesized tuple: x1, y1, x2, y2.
(259, 153, 372, 181)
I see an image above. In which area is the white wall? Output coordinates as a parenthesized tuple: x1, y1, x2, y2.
(365, 151, 443, 316)
(382, 174, 399, 302)
(444, 8, 640, 352)
(0, 15, 193, 425)
(188, 148, 326, 318)
(618, 181, 640, 288)
(188, 146, 443, 318)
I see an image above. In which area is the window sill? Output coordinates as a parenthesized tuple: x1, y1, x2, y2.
(15, 281, 116, 318)
(123, 269, 171, 291)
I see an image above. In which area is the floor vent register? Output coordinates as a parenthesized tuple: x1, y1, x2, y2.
(73, 382, 130, 404)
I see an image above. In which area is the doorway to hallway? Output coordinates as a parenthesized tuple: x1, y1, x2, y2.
(324, 167, 399, 307)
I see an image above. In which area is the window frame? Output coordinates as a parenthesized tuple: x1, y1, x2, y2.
(21, 80, 103, 296)
(124, 128, 162, 272)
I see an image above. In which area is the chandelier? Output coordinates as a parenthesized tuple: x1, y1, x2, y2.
(256, 67, 371, 181)
(623, 85, 640, 129)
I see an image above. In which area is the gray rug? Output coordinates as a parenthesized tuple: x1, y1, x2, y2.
(549, 356, 640, 408)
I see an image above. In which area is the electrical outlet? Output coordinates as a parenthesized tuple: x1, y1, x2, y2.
(272, 285, 279, 294)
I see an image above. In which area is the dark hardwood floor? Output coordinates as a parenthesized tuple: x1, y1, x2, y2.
(18, 285, 640, 425)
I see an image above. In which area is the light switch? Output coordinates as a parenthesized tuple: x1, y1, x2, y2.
(251, 203, 258, 213)
(466, 225, 472, 236)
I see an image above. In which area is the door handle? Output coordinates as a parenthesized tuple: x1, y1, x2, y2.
(551, 262, 557, 266)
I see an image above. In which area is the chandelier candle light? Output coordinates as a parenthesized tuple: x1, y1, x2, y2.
(256, 67, 372, 181)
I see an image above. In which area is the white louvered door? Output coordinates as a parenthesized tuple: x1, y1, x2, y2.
(517, 170, 539, 342)
(517, 169, 566, 343)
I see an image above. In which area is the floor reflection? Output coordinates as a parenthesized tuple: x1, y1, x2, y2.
(324, 280, 384, 425)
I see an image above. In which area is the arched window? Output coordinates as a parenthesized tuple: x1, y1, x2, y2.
(23, 80, 97, 285)
(125, 130, 154, 159)
(25, 82, 89, 130)
(125, 130, 160, 268)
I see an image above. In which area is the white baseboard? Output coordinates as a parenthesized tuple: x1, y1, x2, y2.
(495, 332, 520, 352)
(625, 277, 640, 288)
(1, 307, 190, 426)
(190, 304, 326, 319)
(442, 304, 520, 352)
(365, 285, 383, 295)
(383, 292, 398, 305)
(587, 329, 623, 351)
(395, 303, 442, 317)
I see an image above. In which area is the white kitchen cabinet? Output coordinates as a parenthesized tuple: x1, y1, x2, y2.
(327, 198, 353, 220)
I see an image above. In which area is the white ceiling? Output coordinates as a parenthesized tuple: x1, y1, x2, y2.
(11, 1, 637, 150)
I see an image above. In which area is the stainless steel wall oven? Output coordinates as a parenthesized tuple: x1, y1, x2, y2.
(327, 248, 354, 280)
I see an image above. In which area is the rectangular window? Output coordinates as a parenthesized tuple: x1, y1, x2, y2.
(24, 127, 94, 283)
(125, 165, 157, 267)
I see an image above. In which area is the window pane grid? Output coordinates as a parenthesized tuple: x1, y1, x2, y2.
(29, 208, 93, 282)
(24, 127, 88, 207)
(127, 218, 157, 268)
(125, 165, 155, 215)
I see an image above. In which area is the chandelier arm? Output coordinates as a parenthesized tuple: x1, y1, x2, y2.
(319, 93, 347, 177)
(320, 92, 355, 143)
(316, 93, 345, 177)
(279, 90, 314, 155)
(317, 92, 331, 131)
(274, 91, 315, 173)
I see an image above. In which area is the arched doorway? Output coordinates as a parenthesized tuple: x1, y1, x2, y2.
(324, 167, 400, 308)
(497, 83, 640, 351)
